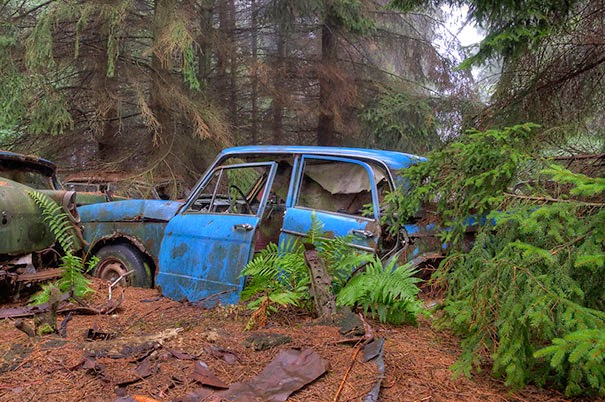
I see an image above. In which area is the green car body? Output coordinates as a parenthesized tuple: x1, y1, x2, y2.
(0, 151, 87, 292)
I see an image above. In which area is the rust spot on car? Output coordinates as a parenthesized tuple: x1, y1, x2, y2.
(171, 242, 188, 259)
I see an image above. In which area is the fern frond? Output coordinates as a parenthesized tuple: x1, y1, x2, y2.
(29, 283, 56, 305)
(307, 212, 324, 244)
(27, 191, 94, 304)
(337, 257, 424, 325)
(27, 191, 75, 252)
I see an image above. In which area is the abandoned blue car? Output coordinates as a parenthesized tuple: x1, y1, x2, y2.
(78, 146, 442, 304)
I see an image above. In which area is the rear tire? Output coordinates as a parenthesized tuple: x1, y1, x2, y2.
(94, 244, 152, 288)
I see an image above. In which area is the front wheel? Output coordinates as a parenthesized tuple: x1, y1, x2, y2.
(94, 244, 152, 288)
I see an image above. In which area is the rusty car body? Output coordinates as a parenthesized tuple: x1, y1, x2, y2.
(0, 150, 83, 291)
(78, 146, 443, 304)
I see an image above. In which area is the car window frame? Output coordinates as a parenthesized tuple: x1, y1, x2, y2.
(290, 155, 380, 222)
(182, 161, 277, 217)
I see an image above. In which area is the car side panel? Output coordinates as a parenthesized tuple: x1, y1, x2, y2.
(0, 179, 54, 255)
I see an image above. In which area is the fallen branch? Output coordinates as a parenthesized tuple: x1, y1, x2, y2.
(504, 192, 605, 207)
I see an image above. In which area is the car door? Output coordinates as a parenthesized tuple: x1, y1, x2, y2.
(156, 161, 277, 305)
(279, 155, 382, 253)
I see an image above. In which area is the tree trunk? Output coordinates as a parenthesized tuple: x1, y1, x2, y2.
(250, 0, 259, 144)
(227, 0, 238, 133)
(198, 0, 214, 88)
(272, 27, 286, 145)
(318, 17, 338, 146)
(92, 16, 118, 163)
(217, 0, 238, 139)
(151, 0, 176, 145)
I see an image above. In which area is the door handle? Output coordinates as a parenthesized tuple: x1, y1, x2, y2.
(351, 229, 374, 238)
(233, 223, 253, 231)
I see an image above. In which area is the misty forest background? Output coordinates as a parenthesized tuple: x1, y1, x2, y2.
(0, 1, 602, 180)
(1, 0, 604, 398)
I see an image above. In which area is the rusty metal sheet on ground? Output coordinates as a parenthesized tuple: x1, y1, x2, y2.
(0, 291, 71, 319)
(191, 361, 229, 389)
(175, 348, 327, 402)
(362, 337, 385, 402)
(225, 348, 328, 402)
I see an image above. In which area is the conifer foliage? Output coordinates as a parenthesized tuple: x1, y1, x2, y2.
(385, 125, 604, 396)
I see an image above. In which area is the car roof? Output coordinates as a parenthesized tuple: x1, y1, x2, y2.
(219, 145, 425, 172)
(0, 149, 57, 174)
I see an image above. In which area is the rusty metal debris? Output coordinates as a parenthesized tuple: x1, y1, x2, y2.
(175, 348, 328, 402)
(334, 313, 375, 402)
(304, 244, 337, 317)
(228, 348, 328, 401)
(0, 291, 71, 319)
(0, 288, 124, 320)
(191, 361, 229, 389)
(165, 347, 196, 361)
(363, 337, 386, 402)
(85, 325, 116, 341)
(206, 345, 240, 365)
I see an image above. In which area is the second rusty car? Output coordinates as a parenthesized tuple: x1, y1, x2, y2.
(78, 146, 442, 304)
(0, 150, 82, 291)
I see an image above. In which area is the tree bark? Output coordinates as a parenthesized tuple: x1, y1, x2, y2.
(151, 0, 177, 145)
(318, 16, 338, 146)
(250, 0, 259, 144)
(271, 27, 286, 145)
(216, 0, 238, 139)
(198, 0, 214, 88)
(92, 15, 118, 163)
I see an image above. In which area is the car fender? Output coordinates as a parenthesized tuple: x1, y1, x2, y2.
(87, 232, 157, 273)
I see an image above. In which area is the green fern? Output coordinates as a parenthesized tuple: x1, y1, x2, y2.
(27, 191, 75, 253)
(306, 212, 325, 245)
(316, 234, 374, 292)
(240, 237, 309, 308)
(337, 258, 424, 325)
(240, 215, 374, 323)
(28, 191, 94, 303)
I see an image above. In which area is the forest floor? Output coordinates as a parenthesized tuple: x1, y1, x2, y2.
(0, 279, 579, 402)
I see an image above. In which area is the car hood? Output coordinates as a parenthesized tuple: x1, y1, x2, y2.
(78, 199, 183, 222)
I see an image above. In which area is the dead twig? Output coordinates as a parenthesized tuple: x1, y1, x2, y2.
(324, 337, 367, 346)
(333, 314, 375, 402)
(109, 270, 133, 300)
(504, 192, 604, 207)
(333, 341, 365, 402)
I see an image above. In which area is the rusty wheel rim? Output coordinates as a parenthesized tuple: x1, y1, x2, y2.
(96, 258, 130, 285)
